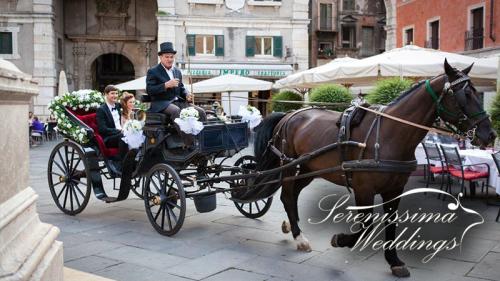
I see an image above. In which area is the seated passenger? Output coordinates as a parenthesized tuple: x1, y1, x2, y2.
(120, 92, 135, 128)
(96, 85, 128, 170)
(146, 41, 206, 146)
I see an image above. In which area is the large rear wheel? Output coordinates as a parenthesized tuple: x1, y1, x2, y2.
(144, 163, 186, 236)
(231, 155, 273, 219)
(47, 141, 91, 215)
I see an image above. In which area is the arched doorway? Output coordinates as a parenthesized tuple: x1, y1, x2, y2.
(91, 53, 135, 92)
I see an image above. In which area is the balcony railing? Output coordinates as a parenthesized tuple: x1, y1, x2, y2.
(317, 48, 335, 59)
(465, 28, 483, 51)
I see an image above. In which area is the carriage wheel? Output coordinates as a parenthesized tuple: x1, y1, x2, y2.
(47, 141, 91, 215)
(131, 176, 144, 199)
(231, 155, 273, 219)
(144, 163, 186, 236)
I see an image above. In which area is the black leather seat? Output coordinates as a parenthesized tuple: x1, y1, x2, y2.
(145, 112, 169, 126)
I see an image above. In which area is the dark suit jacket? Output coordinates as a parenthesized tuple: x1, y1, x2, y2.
(146, 63, 188, 112)
(96, 103, 122, 143)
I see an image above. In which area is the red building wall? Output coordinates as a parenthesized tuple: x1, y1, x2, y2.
(396, 0, 500, 52)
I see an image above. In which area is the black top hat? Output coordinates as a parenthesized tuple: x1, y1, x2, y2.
(158, 42, 177, 55)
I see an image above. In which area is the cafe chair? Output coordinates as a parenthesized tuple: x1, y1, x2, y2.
(440, 145, 490, 199)
(492, 152, 500, 222)
(421, 142, 448, 194)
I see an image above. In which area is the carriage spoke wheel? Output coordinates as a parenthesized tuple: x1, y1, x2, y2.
(231, 155, 273, 219)
(47, 141, 91, 215)
(131, 176, 145, 199)
(144, 164, 185, 236)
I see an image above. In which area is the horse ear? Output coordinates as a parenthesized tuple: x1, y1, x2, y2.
(444, 58, 455, 77)
(462, 63, 474, 75)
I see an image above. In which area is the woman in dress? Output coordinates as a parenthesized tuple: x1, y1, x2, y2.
(120, 92, 135, 127)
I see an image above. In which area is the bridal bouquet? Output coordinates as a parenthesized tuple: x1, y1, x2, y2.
(122, 119, 145, 149)
(238, 105, 262, 129)
(174, 107, 204, 135)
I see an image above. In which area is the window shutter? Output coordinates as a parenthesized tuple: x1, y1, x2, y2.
(187, 34, 196, 56)
(245, 36, 255, 57)
(215, 35, 224, 56)
(273, 36, 283, 58)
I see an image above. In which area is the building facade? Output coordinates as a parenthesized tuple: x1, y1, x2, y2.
(157, 0, 309, 82)
(309, 0, 387, 67)
(396, 0, 500, 57)
(0, 0, 309, 117)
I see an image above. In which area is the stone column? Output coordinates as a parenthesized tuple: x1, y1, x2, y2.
(0, 59, 63, 281)
(384, 0, 397, 51)
(292, 0, 310, 72)
(32, 0, 57, 118)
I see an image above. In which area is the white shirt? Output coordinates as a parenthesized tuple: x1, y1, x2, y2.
(106, 102, 122, 130)
(161, 63, 174, 80)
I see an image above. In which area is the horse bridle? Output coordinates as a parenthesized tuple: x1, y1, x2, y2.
(425, 75, 489, 140)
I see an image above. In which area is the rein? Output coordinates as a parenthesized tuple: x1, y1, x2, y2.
(355, 104, 462, 139)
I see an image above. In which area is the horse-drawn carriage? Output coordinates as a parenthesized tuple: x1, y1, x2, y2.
(47, 100, 273, 236)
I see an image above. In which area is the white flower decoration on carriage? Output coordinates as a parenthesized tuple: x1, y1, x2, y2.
(238, 105, 262, 129)
(122, 119, 145, 149)
(175, 107, 204, 135)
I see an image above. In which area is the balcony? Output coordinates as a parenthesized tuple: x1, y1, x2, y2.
(336, 47, 359, 58)
(465, 28, 484, 51)
(317, 48, 335, 59)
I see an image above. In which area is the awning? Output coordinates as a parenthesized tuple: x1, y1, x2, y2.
(180, 63, 293, 78)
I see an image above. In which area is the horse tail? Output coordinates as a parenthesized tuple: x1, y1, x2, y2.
(233, 112, 286, 201)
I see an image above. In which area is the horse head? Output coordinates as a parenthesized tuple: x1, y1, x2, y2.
(438, 59, 496, 147)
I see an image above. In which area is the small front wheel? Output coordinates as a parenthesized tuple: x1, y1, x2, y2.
(234, 197, 273, 219)
(144, 163, 186, 236)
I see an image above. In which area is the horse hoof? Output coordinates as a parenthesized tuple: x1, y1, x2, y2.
(281, 221, 291, 234)
(295, 234, 312, 252)
(331, 234, 340, 247)
(391, 265, 410, 278)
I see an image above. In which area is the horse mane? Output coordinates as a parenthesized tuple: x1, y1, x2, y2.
(387, 80, 426, 106)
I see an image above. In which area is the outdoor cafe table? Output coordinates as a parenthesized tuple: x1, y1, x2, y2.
(459, 149, 499, 195)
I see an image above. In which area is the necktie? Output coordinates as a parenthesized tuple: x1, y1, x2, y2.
(111, 107, 117, 111)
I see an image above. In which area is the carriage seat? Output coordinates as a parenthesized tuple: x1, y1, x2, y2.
(145, 112, 170, 126)
(73, 113, 120, 158)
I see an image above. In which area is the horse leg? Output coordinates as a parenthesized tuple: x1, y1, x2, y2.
(331, 191, 374, 248)
(381, 191, 410, 278)
(280, 170, 313, 252)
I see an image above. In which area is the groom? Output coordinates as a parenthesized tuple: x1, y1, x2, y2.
(146, 42, 206, 145)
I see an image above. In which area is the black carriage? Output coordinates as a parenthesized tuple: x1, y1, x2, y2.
(47, 107, 273, 236)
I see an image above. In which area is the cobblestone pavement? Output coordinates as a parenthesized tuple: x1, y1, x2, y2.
(30, 140, 500, 281)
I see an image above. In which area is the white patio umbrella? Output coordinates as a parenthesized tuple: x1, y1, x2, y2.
(57, 70, 68, 96)
(192, 74, 273, 116)
(274, 56, 358, 89)
(115, 76, 146, 91)
(313, 45, 498, 86)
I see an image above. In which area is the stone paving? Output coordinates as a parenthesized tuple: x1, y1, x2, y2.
(30, 140, 500, 281)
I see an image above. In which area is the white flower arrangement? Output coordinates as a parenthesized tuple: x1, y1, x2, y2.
(238, 105, 262, 129)
(122, 119, 145, 149)
(48, 89, 104, 144)
(174, 107, 204, 135)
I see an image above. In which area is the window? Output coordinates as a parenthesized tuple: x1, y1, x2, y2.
(195, 35, 215, 55)
(57, 38, 63, 60)
(319, 3, 333, 30)
(0, 32, 13, 54)
(187, 34, 224, 56)
(343, 0, 355, 11)
(361, 26, 374, 55)
(466, 6, 484, 50)
(427, 20, 439, 49)
(341, 25, 356, 48)
(404, 27, 413, 45)
(246, 36, 282, 57)
(318, 42, 333, 57)
(255, 37, 273, 56)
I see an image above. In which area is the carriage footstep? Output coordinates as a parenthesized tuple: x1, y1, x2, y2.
(391, 265, 410, 278)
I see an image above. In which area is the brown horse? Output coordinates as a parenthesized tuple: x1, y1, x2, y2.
(243, 61, 496, 277)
